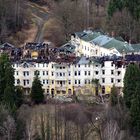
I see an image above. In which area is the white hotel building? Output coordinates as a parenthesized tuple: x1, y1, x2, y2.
(13, 56, 125, 96)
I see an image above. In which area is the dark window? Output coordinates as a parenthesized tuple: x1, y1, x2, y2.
(102, 78, 105, 83)
(102, 70, 105, 75)
(27, 80, 29, 84)
(43, 80, 45, 84)
(52, 72, 54, 76)
(88, 71, 90, 76)
(111, 70, 114, 75)
(78, 71, 80, 76)
(43, 71, 45, 75)
(118, 71, 121, 75)
(111, 78, 114, 83)
(68, 80, 71, 84)
(16, 71, 18, 75)
(23, 80, 26, 86)
(17, 79, 20, 84)
(78, 80, 80, 84)
(75, 71, 77, 76)
(23, 71, 26, 76)
(85, 71, 87, 76)
(75, 80, 77, 84)
(60, 73, 62, 76)
(95, 71, 99, 75)
(118, 79, 121, 83)
(46, 71, 48, 75)
(38, 71, 40, 75)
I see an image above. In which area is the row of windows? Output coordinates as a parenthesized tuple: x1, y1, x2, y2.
(102, 70, 121, 75)
(13, 63, 49, 68)
(16, 78, 122, 86)
(13, 62, 117, 69)
(102, 78, 121, 83)
(42, 80, 49, 84)
(74, 64, 91, 68)
(15, 71, 49, 76)
(15, 70, 121, 77)
(56, 73, 65, 77)
(82, 45, 91, 51)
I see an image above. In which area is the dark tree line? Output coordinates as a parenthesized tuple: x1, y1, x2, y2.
(0, 53, 23, 111)
(107, 0, 140, 42)
(123, 64, 140, 138)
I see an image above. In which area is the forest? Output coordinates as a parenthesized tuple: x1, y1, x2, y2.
(0, 0, 30, 45)
(44, 0, 140, 46)
(0, 0, 140, 46)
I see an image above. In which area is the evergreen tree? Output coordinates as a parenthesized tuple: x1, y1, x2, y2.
(2, 59, 17, 109)
(108, 0, 124, 17)
(108, 0, 140, 20)
(130, 82, 140, 138)
(15, 86, 24, 107)
(124, 0, 140, 20)
(0, 53, 23, 110)
(0, 53, 9, 100)
(3, 86, 16, 109)
(123, 64, 140, 109)
(30, 73, 44, 104)
(110, 85, 118, 106)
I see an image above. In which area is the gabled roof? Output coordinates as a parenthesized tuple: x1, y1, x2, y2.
(19, 62, 35, 68)
(131, 44, 140, 52)
(74, 30, 103, 42)
(81, 32, 102, 42)
(0, 43, 15, 49)
(91, 35, 113, 46)
(102, 39, 134, 53)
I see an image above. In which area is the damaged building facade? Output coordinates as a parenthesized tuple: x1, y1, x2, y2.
(1, 30, 140, 96)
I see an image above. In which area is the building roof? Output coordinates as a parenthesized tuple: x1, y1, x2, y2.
(131, 44, 140, 52)
(102, 38, 134, 53)
(91, 35, 113, 46)
(77, 56, 90, 64)
(59, 43, 76, 53)
(81, 32, 102, 42)
(75, 30, 102, 42)
(0, 43, 15, 49)
(25, 42, 48, 50)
